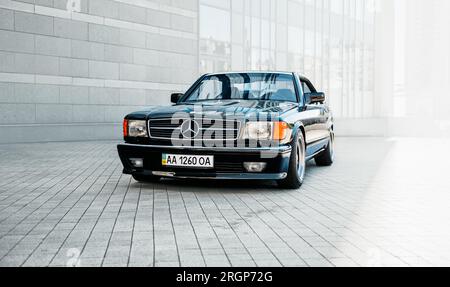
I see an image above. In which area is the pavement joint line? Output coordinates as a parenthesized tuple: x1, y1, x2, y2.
(126, 179, 142, 267)
(166, 186, 181, 267)
(100, 175, 132, 267)
(179, 189, 207, 267)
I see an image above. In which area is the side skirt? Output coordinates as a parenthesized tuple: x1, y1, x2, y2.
(305, 137, 330, 161)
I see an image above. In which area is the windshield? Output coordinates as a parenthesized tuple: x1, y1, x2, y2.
(182, 73, 298, 103)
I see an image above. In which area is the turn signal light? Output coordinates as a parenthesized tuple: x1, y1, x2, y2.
(273, 122, 289, 140)
(123, 119, 128, 137)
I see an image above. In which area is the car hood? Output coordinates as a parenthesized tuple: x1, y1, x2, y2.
(128, 100, 299, 120)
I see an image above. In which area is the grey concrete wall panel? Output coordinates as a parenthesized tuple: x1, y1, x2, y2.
(0, 0, 199, 143)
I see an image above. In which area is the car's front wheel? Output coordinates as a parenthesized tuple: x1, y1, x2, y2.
(132, 174, 161, 183)
(277, 131, 306, 189)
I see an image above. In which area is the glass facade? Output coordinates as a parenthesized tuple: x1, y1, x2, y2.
(199, 0, 377, 118)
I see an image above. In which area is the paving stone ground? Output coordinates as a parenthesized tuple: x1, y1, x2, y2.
(0, 138, 449, 267)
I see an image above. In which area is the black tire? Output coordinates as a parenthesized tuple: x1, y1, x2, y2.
(314, 131, 334, 166)
(277, 131, 306, 189)
(132, 174, 161, 183)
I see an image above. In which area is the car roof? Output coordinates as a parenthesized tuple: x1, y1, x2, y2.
(206, 71, 294, 76)
(205, 71, 308, 80)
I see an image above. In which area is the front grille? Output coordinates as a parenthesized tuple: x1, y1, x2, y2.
(214, 162, 245, 173)
(148, 118, 241, 141)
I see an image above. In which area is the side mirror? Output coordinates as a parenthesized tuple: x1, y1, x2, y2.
(171, 93, 184, 104)
(305, 92, 325, 105)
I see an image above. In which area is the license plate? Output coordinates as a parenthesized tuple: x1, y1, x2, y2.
(162, 154, 214, 169)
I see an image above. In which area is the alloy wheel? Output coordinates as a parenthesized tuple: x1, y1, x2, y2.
(296, 137, 306, 181)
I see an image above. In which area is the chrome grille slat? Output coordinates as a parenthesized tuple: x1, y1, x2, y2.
(150, 127, 182, 130)
(148, 118, 241, 141)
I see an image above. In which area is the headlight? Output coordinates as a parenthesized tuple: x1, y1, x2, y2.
(243, 122, 272, 140)
(124, 119, 148, 137)
(242, 121, 290, 142)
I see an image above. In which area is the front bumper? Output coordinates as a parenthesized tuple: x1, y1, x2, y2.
(117, 143, 292, 180)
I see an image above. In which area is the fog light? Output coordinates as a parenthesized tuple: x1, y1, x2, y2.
(244, 162, 267, 173)
(130, 158, 144, 168)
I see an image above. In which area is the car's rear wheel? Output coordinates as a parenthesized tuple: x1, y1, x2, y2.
(314, 131, 334, 166)
(277, 132, 306, 189)
(132, 174, 161, 183)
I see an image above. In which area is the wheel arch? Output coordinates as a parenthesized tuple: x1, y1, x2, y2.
(292, 121, 306, 143)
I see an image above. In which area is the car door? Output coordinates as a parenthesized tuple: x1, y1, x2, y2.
(300, 78, 330, 147)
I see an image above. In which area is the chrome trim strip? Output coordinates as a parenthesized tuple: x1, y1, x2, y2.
(149, 127, 182, 130)
(305, 148, 326, 161)
(151, 171, 288, 180)
(307, 137, 329, 148)
(306, 136, 330, 146)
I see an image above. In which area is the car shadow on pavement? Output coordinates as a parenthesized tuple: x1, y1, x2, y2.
(159, 178, 279, 191)
(132, 161, 319, 192)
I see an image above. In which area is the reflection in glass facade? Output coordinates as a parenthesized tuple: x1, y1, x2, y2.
(199, 0, 376, 119)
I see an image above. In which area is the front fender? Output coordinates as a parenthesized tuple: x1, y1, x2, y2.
(290, 121, 305, 143)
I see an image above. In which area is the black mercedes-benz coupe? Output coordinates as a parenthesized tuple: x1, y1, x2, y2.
(117, 72, 334, 189)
